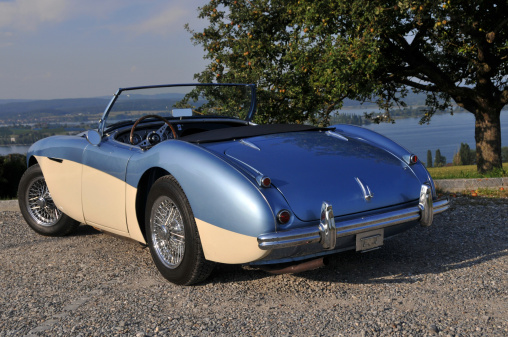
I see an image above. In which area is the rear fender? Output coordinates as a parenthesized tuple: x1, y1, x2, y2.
(126, 140, 276, 263)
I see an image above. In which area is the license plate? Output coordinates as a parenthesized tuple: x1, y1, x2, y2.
(356, 229, 384, 252)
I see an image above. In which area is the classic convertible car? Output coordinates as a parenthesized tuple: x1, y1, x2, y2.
(18, 83, 449, 285)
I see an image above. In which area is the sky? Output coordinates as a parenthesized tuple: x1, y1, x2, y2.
(0, 0, 210, 100)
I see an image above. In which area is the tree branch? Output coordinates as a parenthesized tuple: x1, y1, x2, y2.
(395, 79, 438, 92)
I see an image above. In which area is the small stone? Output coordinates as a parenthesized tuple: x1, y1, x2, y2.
(429, 324, 439, 333)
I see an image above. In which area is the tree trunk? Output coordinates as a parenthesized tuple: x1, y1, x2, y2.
(474, 108, 503, 174)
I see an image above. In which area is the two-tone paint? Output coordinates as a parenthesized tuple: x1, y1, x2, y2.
(27, 120, 446, 266)
(28, 131, 276, 264)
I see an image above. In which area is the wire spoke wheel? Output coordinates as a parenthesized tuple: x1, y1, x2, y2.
(151, 196, 186, 269)
(146, 175, 214, 285)
(18, 164, 79, 236)
(26, 177, 62, 226)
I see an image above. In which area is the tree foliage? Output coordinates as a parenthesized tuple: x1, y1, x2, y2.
(188, 0, 508, 172)
(426, 149, 433, 168)
(452, 142, 476, 166)
(0, 154, 26, 199)
(329, 113, 368, 126)
(434, 149, 447, 167)
(501, 146, 508, 162)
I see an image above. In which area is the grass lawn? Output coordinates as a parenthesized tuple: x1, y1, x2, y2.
(427, 163, 508, 179)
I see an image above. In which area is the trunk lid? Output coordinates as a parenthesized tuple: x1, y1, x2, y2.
(221, 131, 422, 221)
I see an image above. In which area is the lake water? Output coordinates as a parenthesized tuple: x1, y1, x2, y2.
(362, 111, 508, 165)
(1, 111, 507, 164)
(0, 145, 31, 156)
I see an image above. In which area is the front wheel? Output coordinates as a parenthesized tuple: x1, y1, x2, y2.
(146, 176, 214, 285)
(18, 164, 79, 236)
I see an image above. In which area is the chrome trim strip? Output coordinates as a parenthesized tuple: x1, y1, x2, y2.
(258, 196, 450, 250)
(239, 139, 261, 151)
(432, 198, 450, 214)
(99, 90, 120, 136)
(225, 153, 263, 178)
(325, 130, 348, 141)
(355, 177, 374, 201)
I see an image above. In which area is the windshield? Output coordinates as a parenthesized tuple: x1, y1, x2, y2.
(100, 84, 256, 133)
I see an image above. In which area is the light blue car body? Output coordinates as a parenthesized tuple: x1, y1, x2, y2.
(26, 84, 448, 266)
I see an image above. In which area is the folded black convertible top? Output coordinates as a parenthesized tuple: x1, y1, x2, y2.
(180, 124, 331, 144)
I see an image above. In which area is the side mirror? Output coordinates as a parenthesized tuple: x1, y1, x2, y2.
(85, 130, 102, 146)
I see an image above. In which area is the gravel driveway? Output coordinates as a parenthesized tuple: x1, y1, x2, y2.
(1, 196, 507, 336)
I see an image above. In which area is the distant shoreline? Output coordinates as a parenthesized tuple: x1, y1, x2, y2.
(1, 143, 32, 147)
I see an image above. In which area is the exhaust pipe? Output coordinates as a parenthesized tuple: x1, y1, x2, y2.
(260, 257, 326, 275)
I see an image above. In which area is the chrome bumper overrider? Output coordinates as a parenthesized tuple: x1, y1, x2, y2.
(258, 184, 449, 250)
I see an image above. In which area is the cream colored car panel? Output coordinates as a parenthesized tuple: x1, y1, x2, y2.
(195, 218, 270, 263)
(36, 156, 85, 223)
(82, 165, 128, 233)
(38, 155, 268, 263)
(126, 184, 146, 243)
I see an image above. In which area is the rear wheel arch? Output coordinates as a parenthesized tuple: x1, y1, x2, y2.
(28, 155, 38, 167)
(135, 167, 171, 241)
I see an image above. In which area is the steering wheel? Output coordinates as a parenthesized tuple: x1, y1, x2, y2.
(130, 114, 178, 146)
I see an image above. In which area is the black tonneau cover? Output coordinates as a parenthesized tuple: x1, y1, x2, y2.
(180, 124, 330, 144)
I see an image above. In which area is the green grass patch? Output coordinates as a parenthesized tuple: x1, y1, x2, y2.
(11, 128, 34, 135)
(473, 187, 508, 198)
(427, 163, 508, 179)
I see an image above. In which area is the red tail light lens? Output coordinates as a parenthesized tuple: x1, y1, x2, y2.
(261, 177, 271, 187)
(277, 210, 291, 224)
(256, 175, 271, 188)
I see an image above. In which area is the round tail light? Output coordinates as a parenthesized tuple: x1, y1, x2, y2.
(256, 175, 271, 188)
(410, 154, 418, 164)
(277, 210, 291, 224)
(261, 177, 271, 187)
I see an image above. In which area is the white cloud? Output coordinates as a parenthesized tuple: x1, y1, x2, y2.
(120, 4, 190, 36)
(0, 1, 204, 36)
(0, 0, 71, 31)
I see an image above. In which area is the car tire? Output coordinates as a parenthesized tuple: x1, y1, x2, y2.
(145, 175, 214, 285)
(18, 164, 79, 236)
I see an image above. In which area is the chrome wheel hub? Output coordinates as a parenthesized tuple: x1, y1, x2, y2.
(36, 196, 47, 209)
(151, 196, 185, 269)
(27, 178, 61, 226)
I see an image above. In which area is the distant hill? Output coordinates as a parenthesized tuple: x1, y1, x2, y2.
(0, 98, 110, 116)
(0, 99, 33, 104)
(0, 98, 111, 123)
(0, 91, 432, 124)
(342, 91, 429, 108)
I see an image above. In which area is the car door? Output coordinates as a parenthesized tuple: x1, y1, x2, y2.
(82, 140, 133, 234)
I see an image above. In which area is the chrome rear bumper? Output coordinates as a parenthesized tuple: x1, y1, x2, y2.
(258, 185, 449, 250)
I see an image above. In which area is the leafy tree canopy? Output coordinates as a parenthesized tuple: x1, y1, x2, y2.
(0, 154, 26, 199)
(454, 142, 476, 166)
(435, 149, 447, 167)
(427, 149, 433, 168)
(188, 0, 507, 173)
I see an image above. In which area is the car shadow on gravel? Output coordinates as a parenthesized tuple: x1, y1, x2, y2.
(207, 205, 508, 285)
(69, 224, 103, 236)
